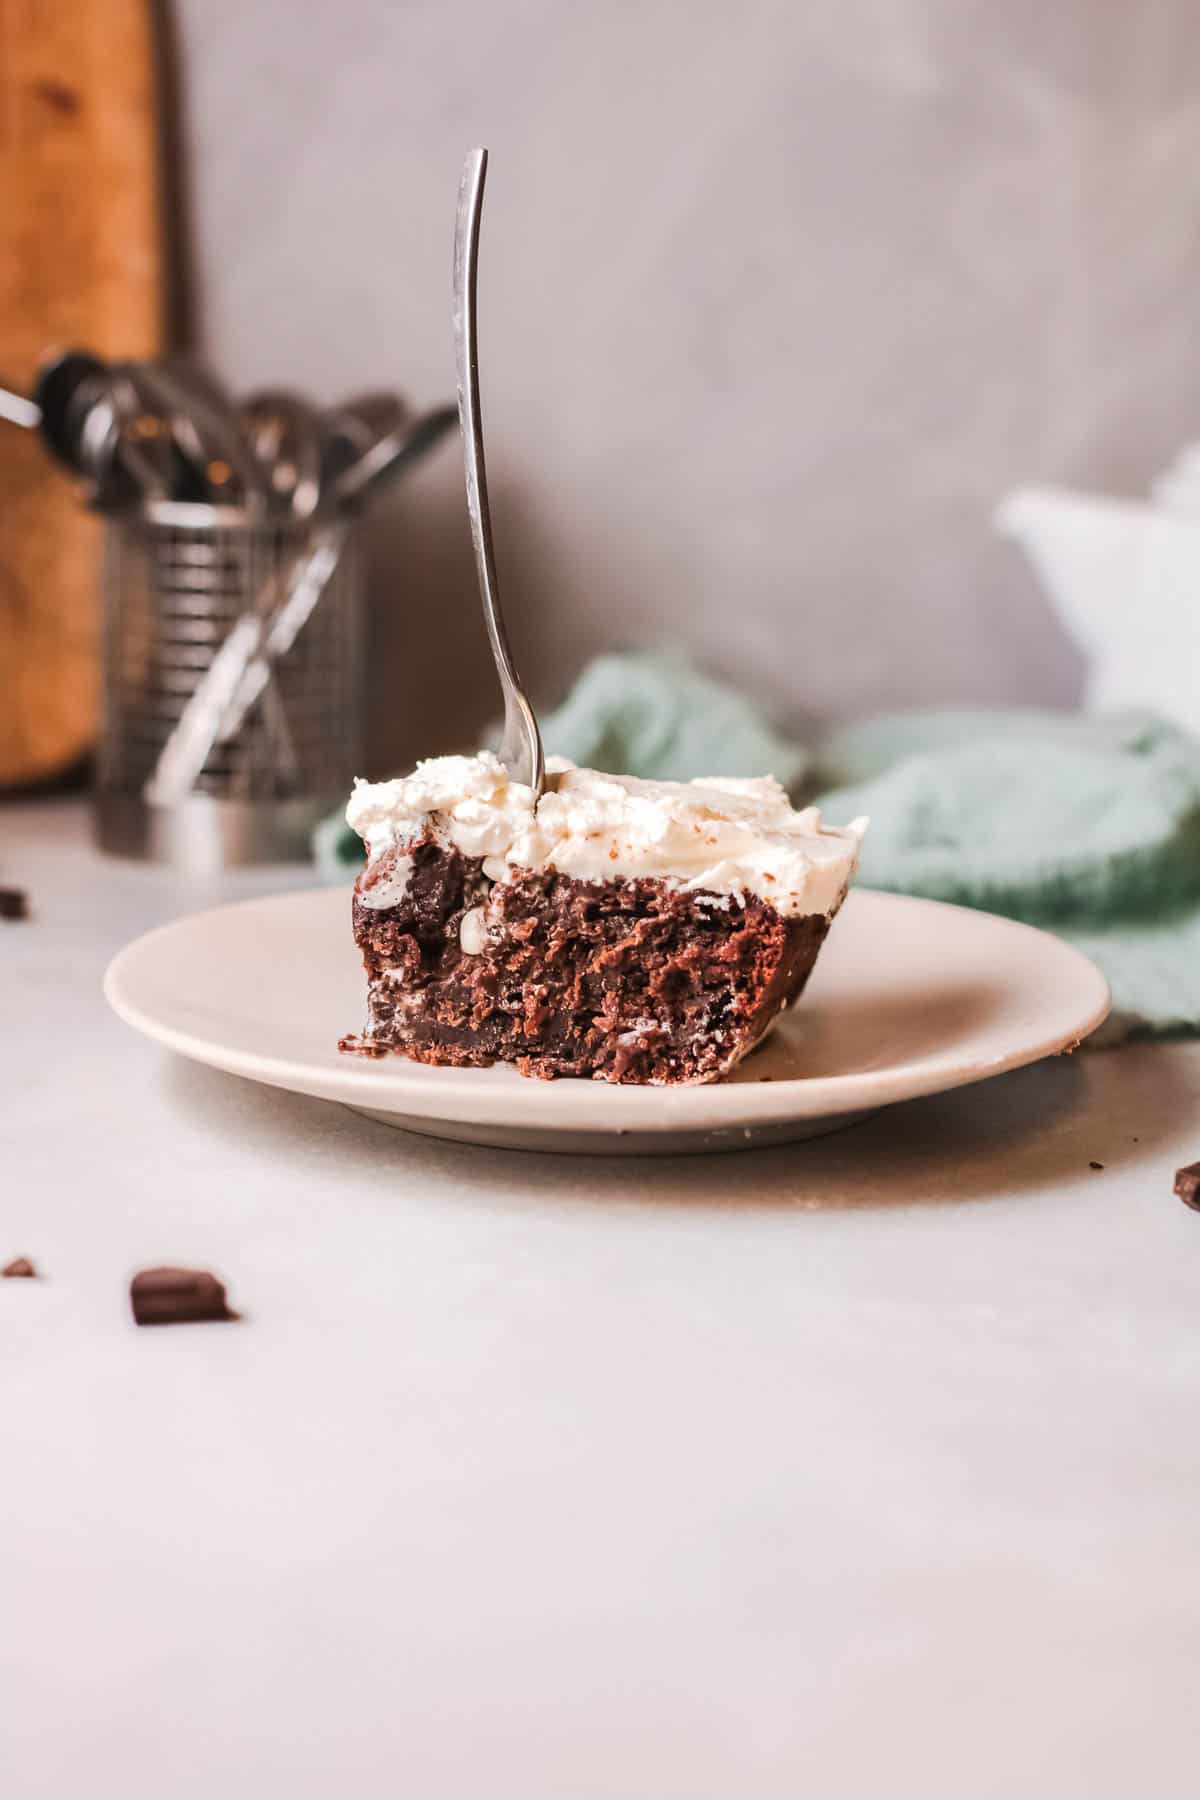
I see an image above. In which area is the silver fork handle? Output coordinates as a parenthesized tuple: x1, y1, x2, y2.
(453, 148, 544, 797)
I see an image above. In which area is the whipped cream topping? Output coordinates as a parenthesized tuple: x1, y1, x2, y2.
(346, 753, 866, 918)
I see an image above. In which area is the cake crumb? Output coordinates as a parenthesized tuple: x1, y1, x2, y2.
(0, 886, 29, 922)
(2, 1256, 38, 1278)
(1174, 1161, 1200, 1211)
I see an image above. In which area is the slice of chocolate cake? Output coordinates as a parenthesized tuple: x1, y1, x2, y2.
(341, 755, 866, 1085)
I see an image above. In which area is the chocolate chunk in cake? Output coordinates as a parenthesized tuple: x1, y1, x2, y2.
(130, 1266, 238, 1325)
(341, 754, 865, 1086)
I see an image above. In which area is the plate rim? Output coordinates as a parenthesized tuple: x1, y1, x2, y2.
(103, 885, 1112, 1133)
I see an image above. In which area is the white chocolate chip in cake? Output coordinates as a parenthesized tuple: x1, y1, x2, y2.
(459, 906, 489, 955)
(357, 852, 413, 910)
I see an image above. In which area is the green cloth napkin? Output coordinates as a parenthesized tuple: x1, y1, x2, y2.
(814, 709, 1200, 1042)
(319, 652, 1200, 1042)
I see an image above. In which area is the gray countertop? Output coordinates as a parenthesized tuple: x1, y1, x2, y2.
(3, 797, 1199, 1796)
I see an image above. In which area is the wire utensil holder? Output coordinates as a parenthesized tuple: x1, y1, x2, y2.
(96, 501, 363, 868)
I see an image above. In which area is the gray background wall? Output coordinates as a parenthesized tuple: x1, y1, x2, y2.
(176, 0, 1200, 770)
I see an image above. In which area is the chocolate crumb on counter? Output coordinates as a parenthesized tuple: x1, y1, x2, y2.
(130, 1266, 238, 1326)
(0, 886, 29, 921)
(1174, 1163, 1200, 1212)
(2, 1256, 38, 1278)
(1089, 1160, 1105, 1171)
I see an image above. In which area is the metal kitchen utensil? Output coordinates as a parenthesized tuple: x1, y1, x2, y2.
(74, 391, 143, 507)
(31, 349, 107, 467)
(1, 354, 174, 505)
(239, 387, 323, 518)
(0, 381, 41, 429)
(98, 501, 363, 866)
(320, 391, 409, 487)
(75, 365, 178, 507)
(106, 364, 183, 496)
(332, 402, 457, 510)
(128, 360, 269, 511)
(453, 147, 544, 798)
(158, 355, 241, 419)
(5, 350, 234, 507)
(0, 349, 112, 475)
(3, 354, 451, 519)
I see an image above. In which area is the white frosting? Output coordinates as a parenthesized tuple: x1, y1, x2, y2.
(346, 752, 866, 918)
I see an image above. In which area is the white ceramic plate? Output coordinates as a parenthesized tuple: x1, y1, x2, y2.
(104, 885, 1110, 1154)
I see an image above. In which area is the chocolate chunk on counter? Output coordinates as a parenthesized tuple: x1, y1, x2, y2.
(2, 1256, 38, 1278)
(0, 886, 29, 921)
(130, 1266, 238, 1325)
(1174, 1162, 1200, 1212)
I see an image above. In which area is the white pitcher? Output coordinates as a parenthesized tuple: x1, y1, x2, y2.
(996, 447, 1200, 733)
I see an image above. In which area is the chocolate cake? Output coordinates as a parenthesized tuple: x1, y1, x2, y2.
(341, 755, 866, 1085)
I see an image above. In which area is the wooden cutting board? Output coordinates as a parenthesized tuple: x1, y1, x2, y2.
(0, 0, 164, 787)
